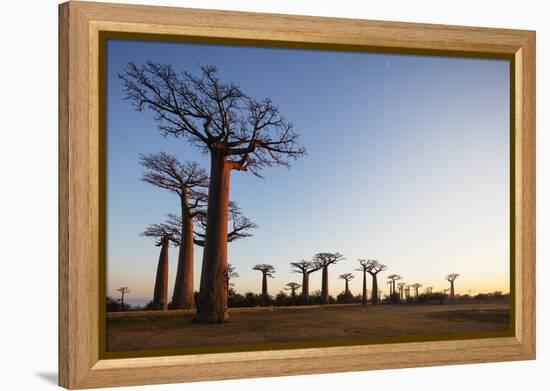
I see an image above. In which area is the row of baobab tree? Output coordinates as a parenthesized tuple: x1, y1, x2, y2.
(114, 245, 460, 310)
(253, 257, 460, 305)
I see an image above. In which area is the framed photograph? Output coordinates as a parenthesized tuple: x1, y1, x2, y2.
(59, 1, 535, 389)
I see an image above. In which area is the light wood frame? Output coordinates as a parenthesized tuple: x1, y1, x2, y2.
(59, 1, 536, 389)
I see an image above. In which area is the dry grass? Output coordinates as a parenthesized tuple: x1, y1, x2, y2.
(106, 302, 510, 352)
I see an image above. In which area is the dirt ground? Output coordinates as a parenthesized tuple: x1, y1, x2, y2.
(106, 302, 510, 352)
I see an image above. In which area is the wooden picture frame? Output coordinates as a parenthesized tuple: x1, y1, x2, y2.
(59, 1, 536, 388)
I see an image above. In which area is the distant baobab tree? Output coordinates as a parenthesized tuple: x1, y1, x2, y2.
(121, 63, 306, 323)
(285, 282, 301, 300)
(141, 223, 178, 311)
(253, 264, 275, 301)
(339, 273, 354, 295)
(412, 283, 423, 299)
(117, 287, 130, 309)
(397, 282, 406, 302)
(356, 259, 372, 306)
(313, 252, 345, 304)
(387, 274, 402, 301)
(366, 260, 387, 305)
(425, 286, 434, 295)
(227, 263, 239, 290)
(139, 152, 208, 310)
(445, 273, 460, 300)
(291, 260, 321, 302)
(405, 284, 411, 300)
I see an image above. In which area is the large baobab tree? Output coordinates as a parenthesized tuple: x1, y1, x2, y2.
(397, 282, 406, 302)
(356, 259, 372, 306)
(121, 63, 306, 323)
(285, 282, 301, 300)
(405, 284, 411, 300)
(445, 273, 460, 300)
(253, 264, 275, 301)
(141, 223, 178, 311)
(366, 260, 387, 305)
(290, 260, 321, 302)
(139, 152, 208, 310)
(117, 287, 130, 309)
(412, 283, 423, 299)
(313, 253, 345, 304)
(339, 273, 354, 295)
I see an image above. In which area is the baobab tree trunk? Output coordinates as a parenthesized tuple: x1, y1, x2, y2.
(153, 240, 169, 311)
(302, 272, 310, 301)
(345, 280, 349, 295)
(172, 205, 195, 310)
(450, 281, 455, 300)
(362, 271, 367, 305)
(120, 291, 125, 308)
(262, 273, 268, 299)
(321, 266, 329, 304)
(196, 150, 231, 323)
(371, 274, 379, 305)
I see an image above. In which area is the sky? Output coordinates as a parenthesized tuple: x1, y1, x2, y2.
(106, 39, 510, 306)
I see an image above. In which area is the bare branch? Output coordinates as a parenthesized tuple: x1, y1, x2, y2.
(139, 152, 208, 215)
(120, 63, 306, 175)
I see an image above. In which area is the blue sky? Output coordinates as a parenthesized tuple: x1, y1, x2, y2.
(106, 39, 510, 306)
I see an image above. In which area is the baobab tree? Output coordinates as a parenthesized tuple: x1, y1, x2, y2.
(163, 206, 255, 305)
(397, 282, 406, 302)
(253, 264, 275, 301)
(445, 273, 460, 300)
(366, 260, 387, 304)
(290, 260, 321, 302)
(412, 283, 423, 299)
(387, 274, 402, 298)
(164, 203, 256, 249)
(117, 287, 130, 309)
(339, 273, 354, 295)
(405, 284, 411, 300)
(121, 63, 306, 323)
(191, 202, 257, 246)
(313, 252, 345, 304)
(386, 280, 393, 300)
(141, 223, 178, 311)
(139, 152, 208, 310)
(425, 286, 434, 295)
(227, 263, 239, 290)
(356, 259, 372, 305)
(285, 282, 301, 300)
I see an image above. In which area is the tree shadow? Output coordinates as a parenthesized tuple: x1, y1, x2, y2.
(35, 372, 57, 385)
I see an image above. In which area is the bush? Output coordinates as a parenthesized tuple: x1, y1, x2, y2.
(106, 296, 121, 312)
(336, 291, 354, 304)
